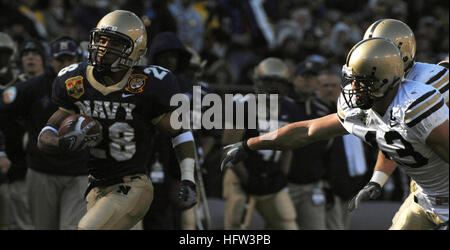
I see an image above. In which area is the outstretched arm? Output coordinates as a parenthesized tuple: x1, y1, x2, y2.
(221, 114, 348, 170)
(247, 113, 348, 151)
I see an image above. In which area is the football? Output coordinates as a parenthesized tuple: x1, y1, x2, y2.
(58, 114, 102, 137)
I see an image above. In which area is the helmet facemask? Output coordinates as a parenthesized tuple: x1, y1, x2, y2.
(341, 65, 400, 110)
(88, 29, 134, 72)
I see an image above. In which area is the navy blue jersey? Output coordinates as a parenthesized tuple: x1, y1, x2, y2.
(0, 68, 89, 176)
(0, 79, 27, 181)
(52, 62, 180, 179)
(239, 96, 301, 195)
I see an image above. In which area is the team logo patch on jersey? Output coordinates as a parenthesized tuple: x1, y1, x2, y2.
(2, 86, 17, 104)
(125, 74, 147, 93)
(65, 75, 84, 99)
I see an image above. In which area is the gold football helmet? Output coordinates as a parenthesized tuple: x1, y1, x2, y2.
(341, 38, 404, 109)
(88, 10, 147, 72)
(363, 19, 416, 71)
(0, 32, 17, 73)
(253, 57, 291, 95)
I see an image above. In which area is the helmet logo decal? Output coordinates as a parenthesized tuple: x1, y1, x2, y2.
(125, 74, 147, 93)
(99, 25, 118, 32)
(65, 75, 85, 99)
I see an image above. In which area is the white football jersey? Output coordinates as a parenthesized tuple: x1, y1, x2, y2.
(406, 62, 449, 104)
(337, 80, 448, 202)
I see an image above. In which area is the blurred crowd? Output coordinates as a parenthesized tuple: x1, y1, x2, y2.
(0, 0, 448, 85)
(0, 0, 448, 230)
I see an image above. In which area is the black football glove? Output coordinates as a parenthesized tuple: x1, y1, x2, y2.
(177, 180, 197, 210)
(348, 182, 382, 212)
(59, 119, 99, 152)
(220, 141, 252, 171)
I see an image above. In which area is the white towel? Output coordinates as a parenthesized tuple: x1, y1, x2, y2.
(342, 134, 367, 177)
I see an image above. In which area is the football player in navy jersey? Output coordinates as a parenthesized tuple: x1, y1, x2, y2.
(221, 38, 449, 230)
(38, 10, 198, 230)
(222, 57, 298, 230)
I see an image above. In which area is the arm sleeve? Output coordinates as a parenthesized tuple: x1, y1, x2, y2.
(149, 72, 181, 120)
(51, 76, 78, 111)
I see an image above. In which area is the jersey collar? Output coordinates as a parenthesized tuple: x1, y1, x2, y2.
(86, 65, 132, 96)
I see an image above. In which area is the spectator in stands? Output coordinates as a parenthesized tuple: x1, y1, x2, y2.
(18, 40, 46, 81)
(170, 0, 205, 52)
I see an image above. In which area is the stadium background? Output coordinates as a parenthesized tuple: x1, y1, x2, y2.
(0, 0, 448, 230)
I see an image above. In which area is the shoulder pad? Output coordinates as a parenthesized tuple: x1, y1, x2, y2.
(140, 65, 172, 81)
(408, 62, 448, 93)
(402, 80, 445, 127)
(57, 62, 87, 78)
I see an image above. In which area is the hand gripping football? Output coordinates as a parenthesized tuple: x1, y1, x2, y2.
(58, 114, 103, 150)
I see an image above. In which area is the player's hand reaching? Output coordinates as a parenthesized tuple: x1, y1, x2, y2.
(176, 180, 197, 210)
(348, 182, 382, 212)
(220, 141, 252, 171)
